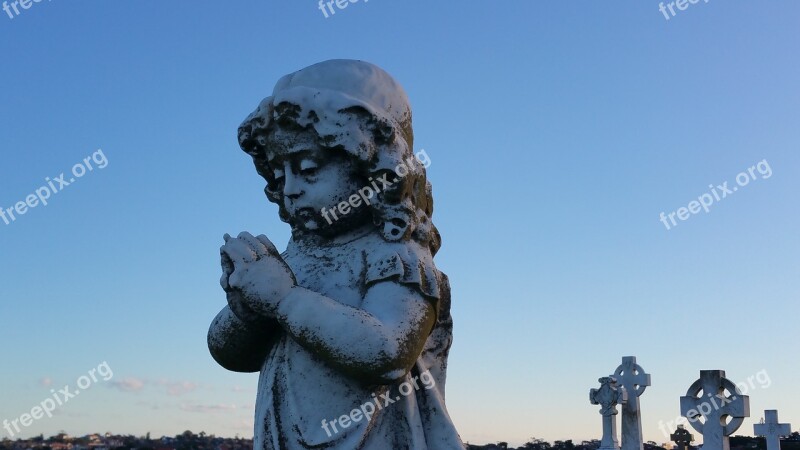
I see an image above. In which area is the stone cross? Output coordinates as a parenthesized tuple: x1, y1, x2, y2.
(591, 376, 628, 450)
(754, 410, 792, 450)
(613, 356, 651, 450)
(671, 424, 694, 450)
(679, 370, 750, 450)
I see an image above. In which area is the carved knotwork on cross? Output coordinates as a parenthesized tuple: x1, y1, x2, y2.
(591, 376, 628, 450)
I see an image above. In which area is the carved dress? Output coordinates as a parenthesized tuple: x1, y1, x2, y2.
(254, 228, 464, 450)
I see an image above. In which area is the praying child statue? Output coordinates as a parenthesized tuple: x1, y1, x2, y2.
(207, 59, 465, 450)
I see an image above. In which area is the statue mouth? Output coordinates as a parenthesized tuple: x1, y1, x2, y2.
(293, 207, 317, 218)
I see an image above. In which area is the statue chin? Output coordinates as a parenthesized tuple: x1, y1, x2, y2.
(289, 209, 372, 239)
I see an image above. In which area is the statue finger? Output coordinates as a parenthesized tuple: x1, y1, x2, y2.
(256, 234, 281, 257)
(238, 231, 270, 259)
(221, 239, 257, 264)
(221, 246, 235, 270)
(220, 272, 230, 290)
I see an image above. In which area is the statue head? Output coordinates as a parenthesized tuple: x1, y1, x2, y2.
(237, 59, 440, 254)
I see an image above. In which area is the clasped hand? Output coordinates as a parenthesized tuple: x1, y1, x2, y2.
(220, 232, 296, 324)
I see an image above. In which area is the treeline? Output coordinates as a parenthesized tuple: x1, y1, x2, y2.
(467, 433, 800, 450)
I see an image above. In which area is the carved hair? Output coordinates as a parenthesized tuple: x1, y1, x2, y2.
(238, 99, 442, 256)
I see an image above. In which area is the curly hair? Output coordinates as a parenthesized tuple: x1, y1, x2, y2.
(237, 98, 442, 256)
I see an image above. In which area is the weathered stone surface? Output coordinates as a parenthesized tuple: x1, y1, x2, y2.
(208, 60, 464, 450)
(613, 356, 651, 450)
(754, 410, 792, 450)
(591, 376, 627, 450)
(680, 370, 750, 450)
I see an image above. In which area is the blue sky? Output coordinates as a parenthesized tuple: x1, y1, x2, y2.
(0, 1, 798, 447)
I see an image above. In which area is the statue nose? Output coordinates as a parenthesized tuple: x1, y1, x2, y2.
(284, 171, 303, 199)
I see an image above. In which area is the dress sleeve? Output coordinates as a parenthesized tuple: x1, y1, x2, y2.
(364, 240, 442, 315)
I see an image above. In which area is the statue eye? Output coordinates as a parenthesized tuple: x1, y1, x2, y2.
(299, 159, 319, 177)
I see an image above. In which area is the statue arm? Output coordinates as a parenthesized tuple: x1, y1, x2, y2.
(207, 305, 280, 373)
(275, 281, 436, 385)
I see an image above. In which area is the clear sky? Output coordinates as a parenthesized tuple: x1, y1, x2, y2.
(0, 1, 798, 447)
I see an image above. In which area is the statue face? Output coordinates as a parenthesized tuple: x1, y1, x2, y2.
(266, 127, 370, 235)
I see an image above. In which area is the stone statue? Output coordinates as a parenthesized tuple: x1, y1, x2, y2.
(207, 59, 465, 450)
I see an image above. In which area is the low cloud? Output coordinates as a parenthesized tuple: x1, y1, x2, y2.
(232, 418, 254, 431)
(110, 378, 146, 392)
(155, 380, 199, 396)
(135, 401, 162, 410)
(107, 377, 205, 396)
(180, 403, 238, 413)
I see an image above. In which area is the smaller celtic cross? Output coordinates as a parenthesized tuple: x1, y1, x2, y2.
(591, 376, 628, 450)
(671, 424, 694, 450)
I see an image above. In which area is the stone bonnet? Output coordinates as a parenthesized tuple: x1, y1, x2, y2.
(238, 59, 415, 176)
